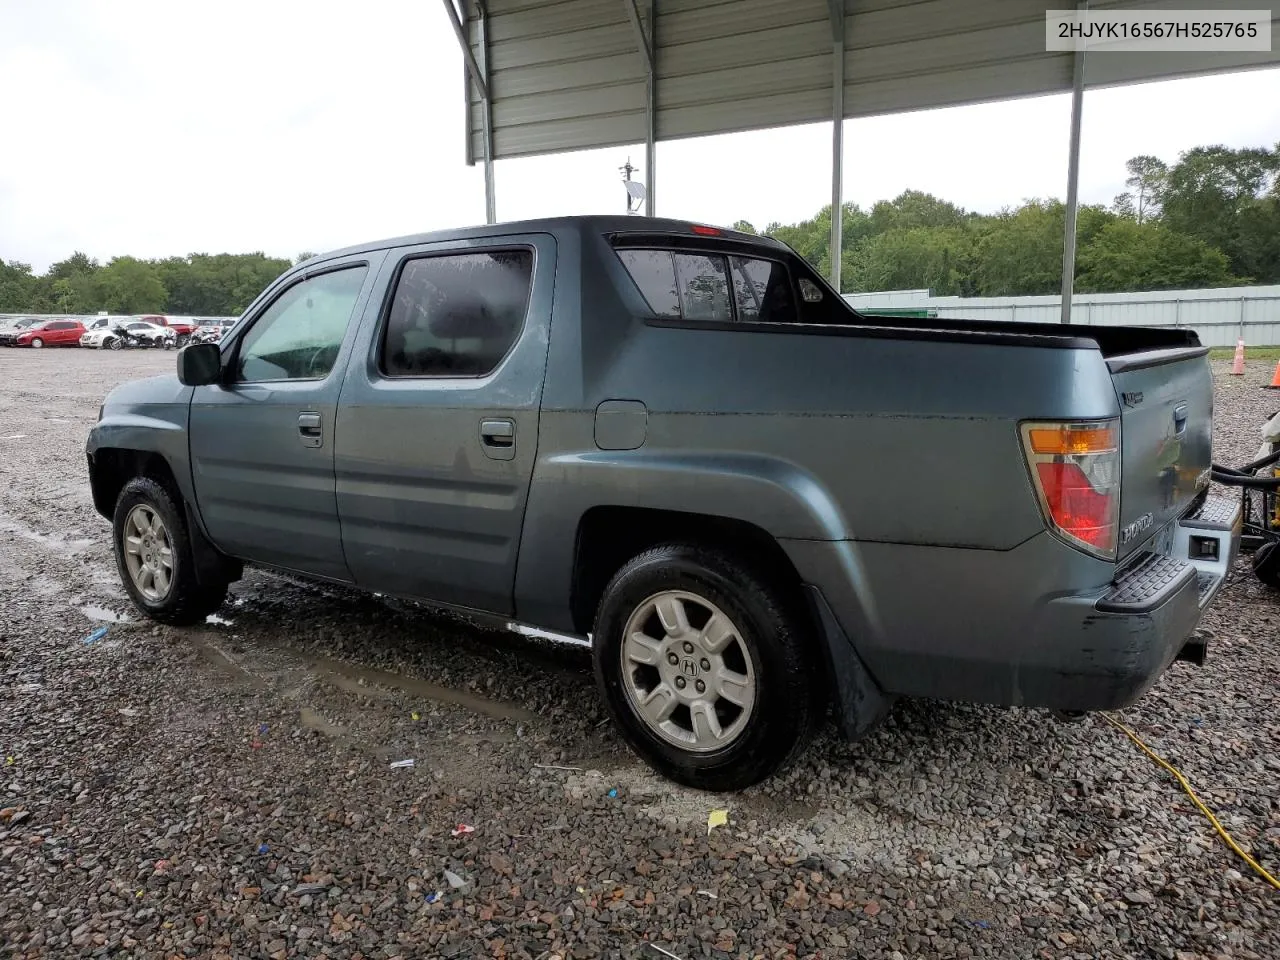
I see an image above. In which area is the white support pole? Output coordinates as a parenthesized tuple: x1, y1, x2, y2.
(646, 0, 656, 216)
(829, 0, 845, 291)
(442, 0, 489, 101)
(1059, 0, 1088, 324)
(444, 0, 495, 222)
(477, 0, 496, 224)
(623, 0, 656, 216)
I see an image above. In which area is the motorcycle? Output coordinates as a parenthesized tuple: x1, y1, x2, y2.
(107, 325, 157, 350)
(190, 326, 224, 345)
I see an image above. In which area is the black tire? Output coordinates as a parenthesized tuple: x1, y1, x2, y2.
(1253, 541, 1280, 589)
(108, 337, 121, 351)
(112, 477, 228, 625)
(591, 543, 824, 792)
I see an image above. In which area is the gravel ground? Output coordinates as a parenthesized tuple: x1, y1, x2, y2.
(0, 347, 1277, 960)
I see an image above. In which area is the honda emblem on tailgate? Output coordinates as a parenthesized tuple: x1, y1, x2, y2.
(1120, 512, 1154, 546)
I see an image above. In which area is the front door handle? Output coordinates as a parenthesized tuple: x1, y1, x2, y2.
(298, 412, 323, 448)
(480, 418, 515, 460)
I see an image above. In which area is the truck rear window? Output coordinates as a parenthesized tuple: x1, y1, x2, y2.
(616, 249, 798, 325)
(616, 250, 681, 318)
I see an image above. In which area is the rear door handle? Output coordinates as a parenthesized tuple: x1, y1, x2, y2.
(480, 418, 515, 460)
(298, 412, 323, 448)
(1173, 402, 1189, 437)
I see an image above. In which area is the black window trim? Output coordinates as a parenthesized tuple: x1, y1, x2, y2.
(612, 243, 800, 327)
(373, 243, 538, 382)
(223, 259, 371, 386)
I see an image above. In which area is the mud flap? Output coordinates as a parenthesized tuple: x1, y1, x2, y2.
(184, 500, 243, 587)
(803, 584, 895, 740)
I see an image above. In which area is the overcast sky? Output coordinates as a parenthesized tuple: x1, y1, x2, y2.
(2, 0, 1279, 273)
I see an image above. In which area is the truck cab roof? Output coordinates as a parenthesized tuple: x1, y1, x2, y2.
(304, 216, 788, 269)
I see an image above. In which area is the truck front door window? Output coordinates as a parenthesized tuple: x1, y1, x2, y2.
(235, 266, 368, 382)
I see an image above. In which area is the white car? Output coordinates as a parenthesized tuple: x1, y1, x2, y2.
(84, 315, 135, 332)
(0, 317, 41, 339)
(80, 320, 176, 350)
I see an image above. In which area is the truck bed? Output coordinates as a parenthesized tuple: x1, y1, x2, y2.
(847, 311, 1202, 358)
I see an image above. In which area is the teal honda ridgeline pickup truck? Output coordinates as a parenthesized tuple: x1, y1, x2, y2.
(87, 216, 1241, 791)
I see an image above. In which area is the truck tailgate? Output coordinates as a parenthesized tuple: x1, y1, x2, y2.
(1109, 346, 1213, 562)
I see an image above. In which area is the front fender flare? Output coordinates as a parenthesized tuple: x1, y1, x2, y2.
(86, 415, 196, 519)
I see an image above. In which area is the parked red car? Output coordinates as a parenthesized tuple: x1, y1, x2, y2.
(10, 318, 86, 348)
(138, 314, 198, 343)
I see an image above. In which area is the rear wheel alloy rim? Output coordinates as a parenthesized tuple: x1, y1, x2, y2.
(619, 590, 757, 753)
(122, 504, 174, 602)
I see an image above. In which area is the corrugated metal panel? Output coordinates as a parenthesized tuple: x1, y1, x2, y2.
(839, 0, 1070, 116)
(656, 0, 832, 138)
(1086, 0, 1280, 87)
(464, 0, 1280, 162)
(467, 0, 648, 160)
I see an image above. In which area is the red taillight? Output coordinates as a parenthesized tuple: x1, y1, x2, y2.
(691, 225, 721, 236)
(1021, 420, 1120, 559)
(1034, 462, 1117, 553)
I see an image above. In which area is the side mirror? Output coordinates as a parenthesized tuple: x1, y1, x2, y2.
(177, 342, 222, 386)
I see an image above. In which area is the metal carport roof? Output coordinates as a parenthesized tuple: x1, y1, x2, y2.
(444, 0, 1280, 320)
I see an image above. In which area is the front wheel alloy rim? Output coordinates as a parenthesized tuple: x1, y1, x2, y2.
(620, 590, 757, 753)
(122, 504, 174, 601)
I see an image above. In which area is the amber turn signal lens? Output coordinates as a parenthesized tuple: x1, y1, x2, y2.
(1027, 425, 1117, 456)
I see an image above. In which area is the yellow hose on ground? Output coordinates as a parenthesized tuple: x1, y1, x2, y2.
(1101, 711, 1280, 891)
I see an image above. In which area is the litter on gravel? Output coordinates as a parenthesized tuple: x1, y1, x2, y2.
(1, 349, 1277, 958)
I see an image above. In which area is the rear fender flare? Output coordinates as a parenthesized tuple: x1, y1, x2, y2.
(542, 450, 853, 540)
(514, 449, 858, 632)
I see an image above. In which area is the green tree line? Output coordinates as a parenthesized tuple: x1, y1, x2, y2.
(735, 142, 1280, 296)
(3, 142, 1277, 313)
(0, 251, 314, 317)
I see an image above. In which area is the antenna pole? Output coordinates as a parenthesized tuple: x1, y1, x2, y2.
(620, 156, 638, 214)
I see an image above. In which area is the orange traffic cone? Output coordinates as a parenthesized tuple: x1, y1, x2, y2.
(1231, 338, 1245, 375)
(1267, 359, 1280, 389)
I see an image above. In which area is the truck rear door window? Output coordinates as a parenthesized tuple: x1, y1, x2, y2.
(381, 249, 532, 378)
